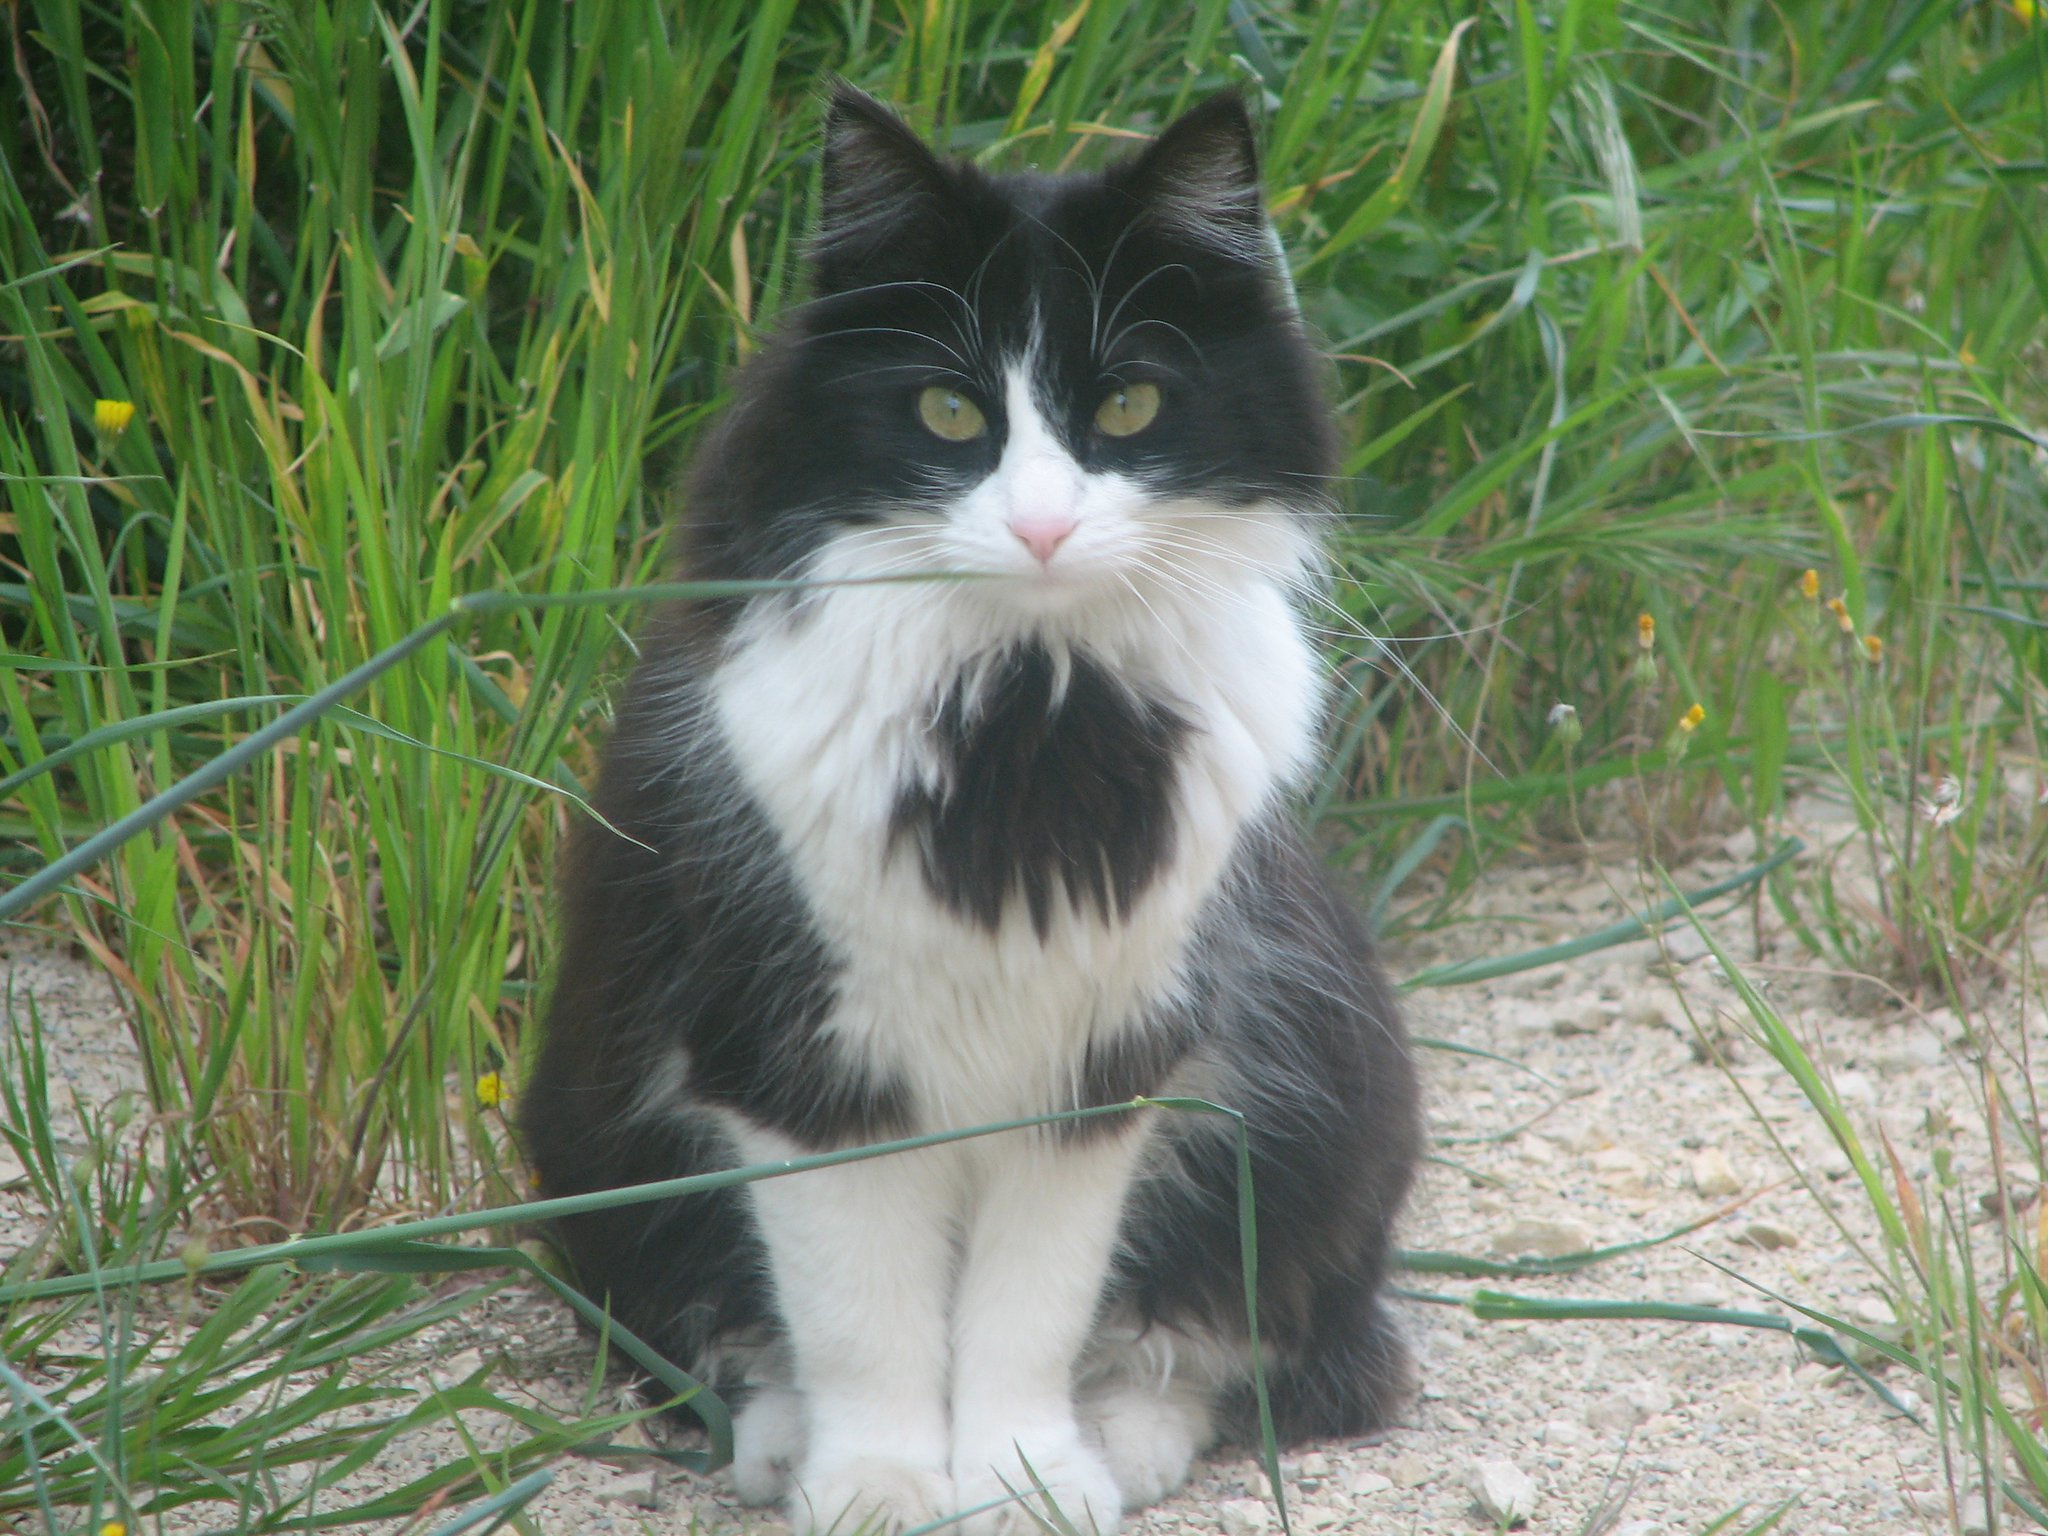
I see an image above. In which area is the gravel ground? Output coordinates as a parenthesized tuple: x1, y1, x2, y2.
(5, 809, 2041, 1536)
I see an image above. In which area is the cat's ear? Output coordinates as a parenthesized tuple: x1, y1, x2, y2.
(814, 83, 952, 291)
(1125, 92, 1272, 265)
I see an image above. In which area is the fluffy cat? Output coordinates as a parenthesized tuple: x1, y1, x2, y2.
(520, 85, 1420, 1536)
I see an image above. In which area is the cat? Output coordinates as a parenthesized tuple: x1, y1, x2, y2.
(519, 84, 1420, 1536)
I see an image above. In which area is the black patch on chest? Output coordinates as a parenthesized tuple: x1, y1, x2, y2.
(891, 645, 1190, 936)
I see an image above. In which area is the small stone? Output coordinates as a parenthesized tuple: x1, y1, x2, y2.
(1981, 1181, 2039, 1216)
(1219, 1498, 1272, 1536)
(1740, 1220, 1801, 1251)
(1554, 1006, 1614, 1037)
(1346, 1469, 1393, 1498)
(1295, 1452, 1331, 1478)
(1489, 1217, 1595, 1259)
(1630, 1000, 1677, 1032)
(1469, 1458, 1538, 1525)
(1539, 1419, 1582, 1446)
(1387, 1451, 1433, 1488)
(1833, 1069, 1876, 1103)
(1961, 1493, 1991, 1534)
(1298, 1502, 1345, 1530)
(431, 1348, 486, 1387)
(1660, 927, 1710, 964)
(594, 1471, 661, 1510)
(1852, 1295, 1897, 1328)
(1676, 1281, 1730, 1308)
(1690, 1147, 1742, 1197)
(1614, 1523, 1665, 1536)
(1586, 1381, 1674, 1431)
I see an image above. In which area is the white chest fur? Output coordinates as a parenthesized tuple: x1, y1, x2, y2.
(708, 514, 1322, 1131)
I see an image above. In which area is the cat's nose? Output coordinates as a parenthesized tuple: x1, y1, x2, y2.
(1008, 510, 1078, 565)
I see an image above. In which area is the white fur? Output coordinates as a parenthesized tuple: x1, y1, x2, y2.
(705, 359, 1323, 1532)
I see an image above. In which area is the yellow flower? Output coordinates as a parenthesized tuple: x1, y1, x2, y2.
(1863, 635, 1883, 664)
(1678, 703, 1706, 733)
(1636, 612, 1655, 650)
(1825, 597, 1854, 633)
(474, 1071, 506, 1109)
(1798, 568, 1820, 601)
(102, 1523, 127, 1536)
(93, 398, 137, 436)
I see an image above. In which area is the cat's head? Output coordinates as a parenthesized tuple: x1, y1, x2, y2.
(686, 85, 1335, 630)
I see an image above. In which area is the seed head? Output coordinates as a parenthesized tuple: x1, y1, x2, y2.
(1863, 635, 1883, 664)
(1679, 703, 1706, 733)
(1798, 568, 1820, 601)
(1636, 612, 1656, 650)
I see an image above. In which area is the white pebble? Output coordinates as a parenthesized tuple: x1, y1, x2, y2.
(1690, 1146, 1742, 1197)
(1219, 1498, 1272, 1536)
(1469, 1458, 1539, 1525)
(1741, 1219, 1801, 1250)
(1489, 1216, 1596, 1259)
(1346, 1469, 1393, 1498)
(1387, 1451, 1434, 1488)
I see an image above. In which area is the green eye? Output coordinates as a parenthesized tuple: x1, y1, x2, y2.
(917, 386, 988, 442)
(1095, 381, 1161, 437)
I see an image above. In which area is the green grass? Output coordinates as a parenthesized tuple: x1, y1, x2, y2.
(2, 0, 2045, 1530)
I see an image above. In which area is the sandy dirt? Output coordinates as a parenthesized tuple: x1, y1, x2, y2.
(4, 804, 2041, 1536)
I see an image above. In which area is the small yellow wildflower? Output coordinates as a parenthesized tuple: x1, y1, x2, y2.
(1798, 568, 1820, 601)
(102, 1523, 127, 1536)
(1636, 612, 1656, 650)
(93, 398, 137, 436)
(474, 1071, 506, 1109)
(1679, 703, 1706, 733)
(1863, 635, 1883, 664)
(1825, 597, 1854, 633)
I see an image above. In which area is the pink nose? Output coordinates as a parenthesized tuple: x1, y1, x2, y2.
(1008, 512, 1078, 565)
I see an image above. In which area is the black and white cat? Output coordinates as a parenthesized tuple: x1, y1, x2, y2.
(520, 86, 1419, 1536)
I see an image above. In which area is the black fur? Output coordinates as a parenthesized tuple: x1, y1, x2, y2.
(1111, 817, 1419, 1436)
(521, 84, 1418, 1466)
(891, 644, 1190, 936)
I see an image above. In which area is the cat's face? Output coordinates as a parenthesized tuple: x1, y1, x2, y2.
(690, 87, 1334, 624)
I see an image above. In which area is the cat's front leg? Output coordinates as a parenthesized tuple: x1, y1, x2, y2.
(736, 1130, 958, 1535)
(949, 1131, 1145, 1536)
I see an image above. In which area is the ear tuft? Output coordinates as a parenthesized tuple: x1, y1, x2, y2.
(815, 84, 952, 286)
(1125, 92, 1269, 262)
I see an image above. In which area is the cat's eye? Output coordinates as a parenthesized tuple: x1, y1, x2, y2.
(917, 386, 988, 442)
(1094, 382, 1161, 438)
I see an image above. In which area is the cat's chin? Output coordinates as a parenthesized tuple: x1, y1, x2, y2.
(972, 562, 1137, 620)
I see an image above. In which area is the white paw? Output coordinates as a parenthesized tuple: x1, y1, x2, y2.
(954, 1427, 1123, 1535)
(788, 1455, 954, 1535)
(730, 1385, 806, 1506)
(1082, 1384, 1212, 1511)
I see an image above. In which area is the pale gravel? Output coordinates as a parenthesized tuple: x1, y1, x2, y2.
(5, 804, 2043, 1536)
